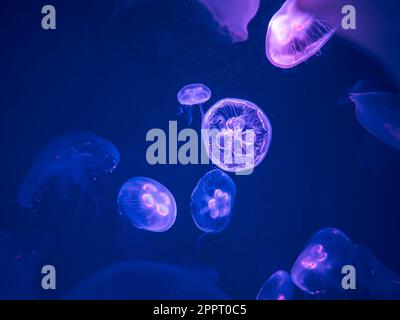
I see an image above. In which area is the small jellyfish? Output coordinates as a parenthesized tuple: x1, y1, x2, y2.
(18, 132, 120, 209)
(64, 261, 229, 299)
(257, 270, 295, 300)
(348, 91, 400, 152)
(265, 0, 336, 68)
(201, 98, 272, 174)
(198, 0, 260, 42)
(191, 169, 236, 233)
(177, 83, 212, 125)
(291, 228, 355, 296)
(117, 177, 177, 232)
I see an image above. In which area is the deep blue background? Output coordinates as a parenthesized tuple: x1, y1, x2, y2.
(1, 0, 399, 299)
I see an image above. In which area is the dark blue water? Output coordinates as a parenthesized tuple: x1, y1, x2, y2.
(1, 0, 399, 299)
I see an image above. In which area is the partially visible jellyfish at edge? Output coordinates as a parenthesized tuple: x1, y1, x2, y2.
(18, 131, 120, 209)
(265, 0, 336, 69)
(257, 270, 295, 300)
(117, 177, 177, 232)
(177, 83, 211, 125)
(202, 98, 272, 174)
(347, 91, 400, 152)
(191, 169, 236, 234)
(197, 0, 260, 43)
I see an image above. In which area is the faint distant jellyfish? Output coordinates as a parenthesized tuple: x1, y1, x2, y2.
(177, 83, 211, 125)
(347, 92, 400, 152)
(291, 228, 355, 296)
(17, 132, 120, 209)
(202, 98, 272, 174)
(257, 270, 295, 300)
(117, 177, 177, 232)
(265, 0, 336, 68)
(198, 0, 260, 42)
(64, 261, 229, 299)
(191, 169, 236, 234)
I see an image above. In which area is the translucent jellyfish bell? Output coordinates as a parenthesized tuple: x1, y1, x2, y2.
(201, 98, 272, 174)
(291, 228, 355, 295)
(191, 169, 236, 233)
(117, 177, 177, 232)
(348, 92, 400, 152)
(177, 83, 212, 125)
(17, 132, 120, 208)
(265, 0, 336, 68)
(257, 270, 295, 300)
(198, 0, 260, 43)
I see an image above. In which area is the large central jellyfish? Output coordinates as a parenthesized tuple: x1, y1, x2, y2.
(177, 83, 212, 125)
(191, 169, 236, 234)
(117, 177, 177, 232)
(18, 132, 120, 209)
(265, 0, 336, 68)
(201, 98, 272, 174)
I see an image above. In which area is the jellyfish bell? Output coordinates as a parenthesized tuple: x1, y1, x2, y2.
(265, 0, 336, 69)
(177, 83, 212, 125)
(191, 169, 236, 234)
(17, 132, 120, 209)
(198, 0, 260, 43)
(291, 228, 355, 296)
(202, 98, 272, 174)
(257, 270, 295, 300)
(117, 177, 177, 232)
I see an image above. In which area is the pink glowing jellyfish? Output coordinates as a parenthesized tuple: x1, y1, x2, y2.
(117, 177, 177, 232)
(177, 83, 212, 125)
(265, 0, 336, 68)
(257, 270, 295, 300)
(201, 98, 272, 174)
(198, 0, 260, 42)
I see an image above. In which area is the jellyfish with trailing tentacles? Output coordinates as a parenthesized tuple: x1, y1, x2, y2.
(177, 83, 211, 125)
(265, 0, 336, 68)
(257, 270, 295, 300)
(117, 177, 177, 232)
(291, 228, 355, 297)
(198, 0, 260, 43)
(191, 169, 236, 234)
(202, 98, 272, 174)
(347, 91, 400, 152)
(18, 132, 120, 209)
(64, 261, 229, 299)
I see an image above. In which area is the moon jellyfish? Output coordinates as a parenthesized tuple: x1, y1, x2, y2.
(257, 270, 295, 300)
(191, 169, 236, 234)
(198, 0, 260, 43)
(202, 98, 272, 174)
(18, 132, 120, 208)
(177, 83, 211, 125)
(117, 177, 177, 232)
(64, 261, 229, 299)
(265, 0, 336, 68)
(291, 228, 355, 296)
(347, 91, 400, 152)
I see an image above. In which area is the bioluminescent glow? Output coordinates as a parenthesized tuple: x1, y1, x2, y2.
(265, 0, 335, 68)
(291, 228, 354, 295)
(117, 177, 177, 232)
(198, 0, 260, 42)
(17, 132, 120, 208)
(201, 98, 272, 174)
(191, 169, 236, 233)
(257, 270, 295, 300)
(177, 83, 212, 124)
(348, 92, 400, 152)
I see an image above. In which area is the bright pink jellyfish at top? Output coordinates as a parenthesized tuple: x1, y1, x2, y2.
(202, 98, 272, 174)
(265, 0, 336, 69)
(198, 0, 260, 42)
(117, 177, 177, 232)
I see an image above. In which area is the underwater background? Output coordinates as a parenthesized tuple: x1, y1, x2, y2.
(1, 0, 399, 299)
